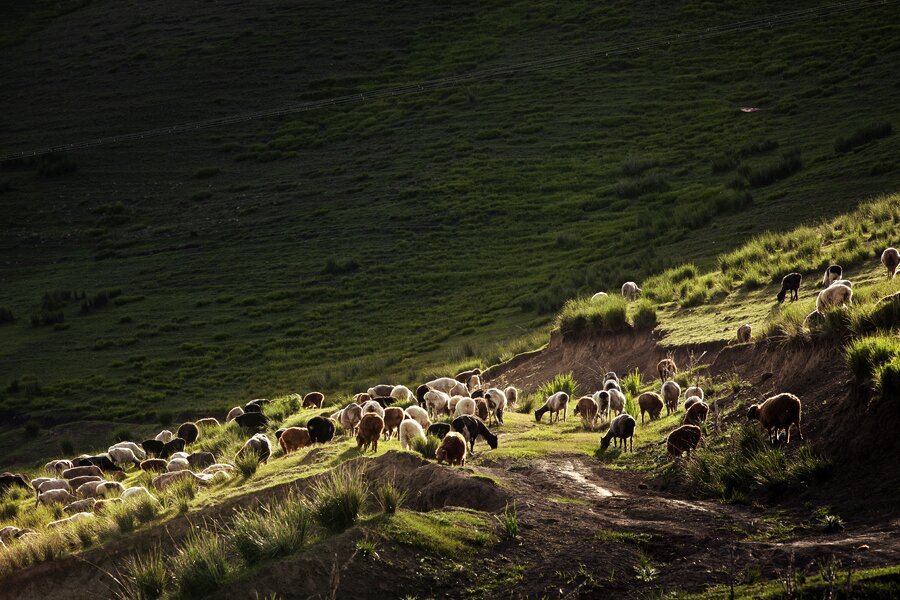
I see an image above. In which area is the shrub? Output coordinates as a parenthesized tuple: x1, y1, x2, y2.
(834, 122, 892, 153)
(536, 372, 579, 401)
(115, 547, 167, 600)
(498, 500, 518, 539)
(411, 435, 440, 460)
(845, 335, 900, 382)
(621, 155, 658, 177)
(172, 529, 231, 598)
(312, 466, 368, 532)
(616, 173, 668, 198)
(373, 482, 407, 514)
(516, 394, 539, 414)
(631, 300, 657, 329)
(738, 149, 802, 187)
(558, 296, 629, 337)
(235, 450, 262, 478)
(226, 493, 313, 565)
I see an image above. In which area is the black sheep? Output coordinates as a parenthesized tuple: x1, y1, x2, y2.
(187, 452, 215, 470)
(777, 272, 802, 303)
(75, 455, 122, 473)
(0, 473, 30, 494)
(141, 439, 165, 457)
(306, 416, 336, 444)
(160, 437, 186, 459)
(235, 411, 269, 430)
(177, 422, 200, 444)
(415, 384, 429, 405)
(451, 415, 498, 453)
(426, 423, 451, 439)
(243, 403, 263, 414)
(372, 396, 393, 408)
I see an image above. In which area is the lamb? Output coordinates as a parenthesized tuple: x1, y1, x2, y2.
(195, 417, 220, 429)
(777, 272, 802, 303)
(122, 486, 156, 501)
(382, 407, 406, 440)
(436, 432, 467, 466)
(599, 414, 636, 451)
(279, 427, 312, 454)
(504, 386, 519, 407)
(367, 384, 395, 399)
(340, 403, 363, 436)
(683, 386, 703, 401)
(38, 489, 75, 505)
(167, 458, 190, 472)
(453, 397, 477, 419)
(140, 458, 168, 473)
(307, 416, 336, 443)
(177, 422, 200, 444)
(424, 390, 451, 419)
(235, 433, 272, 463)
(399, 419, 426, 451)
(667, 425, 702, 457)
(683, 396, 702, 411)
(109, 441, 146, 460)
(64, 498, 97, 514)
(823, 264, 843, 286)
(361, 399, 386, 419)
(426, 423, 451, 439)
(45, 459, 73, 475)
(621, 281, 642, 300)
(451, 415, 499, 453)
(97, 481, 125, 497)
(737, 323, 752, 343)
(226, 406, 245, 423)
(356, 413, 385, 453)
(483, 388, 507, 425)
(62, 465, 102, 480)
(882, 247, 900, 278)
(591, 291, 609, 301)
(48, 512, 94, 529)
(747, 392, 803, 444)
(661, 380, 681, 415)
(234, 412, 269, 430)
(303, 392, 325, 408)
(141, 439, 165, 458)
(404, 405, 431, 430)
(574, 395, 599, 429)
(535, 391, 569, 423)
(816, 283, 853, 314)
(638, 392, 664, 424)
(187, 452, 216, 470)
(108, 447, 141, 469)
(390, 385, 415, 403)
(657, 358, 677, 381)
(155, 429, 174, 443)
(684, 401, 709, 427)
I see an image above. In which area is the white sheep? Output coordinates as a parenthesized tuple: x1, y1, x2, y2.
(399, 419, 426, 451)
(38, 479, 72, 496)
(30, 477, 52, 495)
(108, 447, 140, 468)
(816, 283, 852, 314)
(621, 281, 642, 300)
(591, 292, 609, 301)
(169, 451, 189, 461)
(823, 265, 842, 286)
(44, 459, 73, 475)
(404, 405, 431, 430)
(424, 389, 451, 419)
(226, 406, 244, 422)
(390, 385, 415, 403)
(97, 481, 125, 497)
(361, 400, 385, 419)
(484, 387, 508, 426)
(122, 486, 156, 501)
(340, 403, 363, 435)
(448, 395, 465, 415)
(48, 512, 95, 529)
(426, 377, 468, 396)
(453, 398, 477, 418)
(535, 391, 569, 422)
(38, 489, 74, 505)
(154, 429, 174, 443)
(76, 480, 106, 499)
(109, 441, 146, 460)
(504, 386, 519, 407)
(167, 458, 190, 472)
(684, 386, 703, 401)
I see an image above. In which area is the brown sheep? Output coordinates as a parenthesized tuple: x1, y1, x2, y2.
(882, 247, 900, 278)
(683, 401, 709, 427)
(475, 398, 489, 421)
(667, 425, 702, 457)
(683, 396, 702, 411)
(226, 406, 244, 423)
(356, 413, 384, 453)
(661, 380, 680, 415)
(354, 392, 373, 406)
(436, 432, 467, 466)
(279, 427, 312, 454)
(638, 392, 664, 424)
(737, 323, 752, 343)
(303, 392, 325, 408)
(573, 395, 599, 430)
(195, 417, 220, 429)
(383, 406, 405, 440)
(747, 393, 803, 444)
(177, 422, 200, 445)
(657, 358, 677, 381)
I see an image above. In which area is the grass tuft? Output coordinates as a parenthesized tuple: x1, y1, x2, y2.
(312, 465, 368, 533)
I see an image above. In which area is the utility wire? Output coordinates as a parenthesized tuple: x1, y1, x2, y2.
(0, 0, 888, 162)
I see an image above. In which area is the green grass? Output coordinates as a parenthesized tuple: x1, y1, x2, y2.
(311, 465, 368, 532)
(171, 529, 231, 599)
(377, 508, 496, 558)
(845, 334, 900, 399)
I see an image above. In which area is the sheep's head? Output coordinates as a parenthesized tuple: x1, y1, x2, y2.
(487, 435, 498, 450)
(776, 289, 786, 303)
(435, 447, 447, 464)
(534, 406, 546, 422)
(746, 404, 761, 421)
(599, 433, 612, 451)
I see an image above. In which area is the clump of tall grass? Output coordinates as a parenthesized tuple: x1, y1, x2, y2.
(411, 435, 441, 459)
(235, 449, 262, 478)
(312, 465, 368, 532)
(172, 528, 231, 598)
(845, 334, 900, 399)
(226, 493, 314, 565)
(557, 296, 629, 337)
(621, 369, 643, 398)
(516, 394, 539, 414)
(114, 546, 168, 600)
(161, 476, 197, 513)
(373, 482, 408, 514)
(536, 372, 579, 401)
(263, 394, 301, 423)
(631, 299, 657, 329)
(834, 122, 892, 153)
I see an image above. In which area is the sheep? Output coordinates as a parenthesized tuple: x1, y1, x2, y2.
(235, 433, 272, 464)
(170, 451, 189, 461)
(777, 272, 802, 303)
(152, 470, 202, 492)
(361, 399, 386, 419)
(667, 425, 702, 457)
(453, 398, 477, 419)
(436, 432, 467, 466)
(356, 413, 385, 453)
(535, 391, 569, 423)
(621, 281, 642, 300)
(37, 479, 72, 496)
(202, 464, 235, 476)
(67, 475, 102, 490)
(448, 395, 464, 415)
(279, 427, 312, 454)
(367, 384, 394, 399)
(399, 419, 426, 451)
(187, 452, 216, 470)
(684, 401, 709, 427)
(390, 385, 415, 403)
(167, 458, 190, 472)
(177, 422, 200, 444)
(823, 264, 842, 286)
(226, 406, 245, 423)
(603, 379, 621, 392)
(0, 526, 22, 543)
(48, 512, 95, 529)
(307, 416, 336, 443)
(604, 371, 620, 383)
(38, 489, 75, 505)
(372, 396, 393, 408)
(45, 459, 74, 475)
(424, 390, 451, 419)
(122, 486, 156, 501)
(140, 458, 168, 473)
(816, 283, 853, 314)
(0, 473, 30, 494)
(160, 438, 187, 459)
(451, 415, 498, 453)
(93, 498, 124, 514)
(246, 398, 271, 409)
(404, 405, 431, 430)
(454, 368, 481, 384)
(638, 392, 664, 424)
(382, 407, 406, 440)
(109, 441, 146, 460)
(64, 498, 97, 515)
(504, 386, 519, 407)
(415, 385, 429, 405)
(657, 358, 677, 381)
(747, 392, 803, 444)
(196, 417, 220, 429)
(234, 411, 269, 431)
(244, 403, 263, 414)
(574, 395, 599, 429)
(303, 391, 325, 408)
(599, 414, 636, 451)
(828, 279, 853, 288)
(76, 481, 107, 499)
(683, 396, 702, 411)
(607, 389, 625, 419)
(340, 403, 363, 436)
(141, 439, 165, 458)
(155, 429, 173, 443)
(426, 377, 468, 396)
(62, 465, 102, 480)
(73, 454, 123, 474)
(329, 409, 342, 423)
(591, 292, 609, 301)
(471, 389, 484, 399)
(108, 447, 141, 469)
(661, 380, 681, 415)
(484, 388, 508, 425)
(592, 391, 611, 422)
(475, 398, 489, 421)
(736, 323, 753, 343)
(684, 386, 703, 401)
(426, 423, 451, 439)
(354, 392, 373, 405)
(882, 247, 900, 278)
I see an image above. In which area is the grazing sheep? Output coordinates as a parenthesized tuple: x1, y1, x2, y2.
(591, 291, 609, 301)
(684, 401, 709, 427)
(535, 391, 569, 423)
(426, 377, 466, 395)
(367, 384, 395, 399)
(415, 385, 429, 405)
(454, 368, 481, 384)
(471, 389, 485, 399)
(152, 470, 201, 492)
(453, 398, 477, 419)
(279, 427, 312, 454)
(747, 392, 803, 444)
(391, 385, 415, 403)
(424, 390, 451, 419)
(64, 498, 97, 515)
(657, 358, 677, 381)
(451, 415, 498, 453)
(235, 433, 272, 464)
(882, 247, 900, 278)
(475, 398, 489, 421)
(504, 386, 519, 407)
(399, 419, 426, 451)
(816, 283, 853, 314)
(45, 459, 74, 475)
(202, 464, 235, 476)
(93, 498, 124, 514)
(777, 272, 802, 303)
(76, 480, 107, 499)
(662, 380, 681, 415)
(329, 409, 342, 423)
(604, 371, 620, 383)
(382, 407, 406, 440)
(307, 416, 336, 444)
(177, 422, 200, 444)
(823, 264, 842, 286)
(356, 413, 385, 453)
(37, 479, 72, 497)
(141, 439, 165, 458)
(96, 481, 125, 497)
(667, 425, 702, 457)
(234, 412, 269, 430)
(638, 392, 664, 424)
(603, 379, 621, 392)
(170, 451, 189, 461)
(340, 403, 363, 436)
(109, 441, 146, 460)
(38, 489, 75, 505)
(607, 389, 625, 419)
(448, 395, 464, 415)
(195, 417, 220, 429)
(354, 392, 373, 405)
(436, 432, 467, 466)
(161, 438, 187, 459)
(187, 452, 216, 470)
(226, 406, 244, 423)
(246, 398, 271, 409)
(0, 526, 22, 543)
(828, 279, 853, 288)
(599, 414, 636, 451)
(48, 512, 94, 529)
(484, 388, 508, 426)
(683, 396, 702, 411)
(737, 323, 752, 343)
(108, 447, 141, 469)
(574, 395, 599, 429)
(122, 486, 156, 501)
(684, 386, 704, 401)
(621, 281, 642, 300)
(404, 405, 431, 430)
(154, 430, 173, 443)
(0, 473, 30, 494)
(592, 391, 611, 422)
(74, 455, 123, 473)
(303, 392, 325, 408)
(372, 396, 393, 408)
(62, 465, 102, 480)
(167, 458, 190, 472)
(361, 399, 386, 419)
(140, 458, 168, 473)
(426, 423, 451, 439)
(67, 475, 102, 490)
(244, 403, 263, 414)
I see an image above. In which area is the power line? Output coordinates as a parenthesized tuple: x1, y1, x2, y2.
(0, 0, 888, 162)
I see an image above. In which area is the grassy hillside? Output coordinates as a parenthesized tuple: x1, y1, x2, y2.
(1, 0, 899, 448)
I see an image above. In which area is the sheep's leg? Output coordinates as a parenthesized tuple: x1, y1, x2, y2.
(796, 421, 804, 440)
